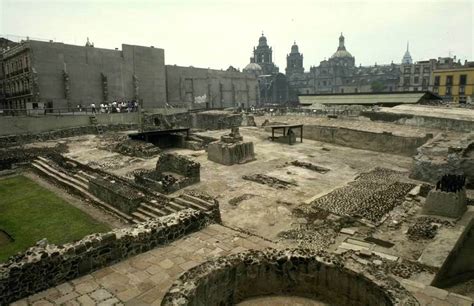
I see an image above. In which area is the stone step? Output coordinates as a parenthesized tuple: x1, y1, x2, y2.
(31, 162, 134, 224)
(136, 207, 159, 219)
(166, 200, 186, 212)
(180, 194, 215, 209)
(140, 202, 168, 216)
(74, 173, 89, 185)
(78, 170, 96, 181)
(131, 211, 149, 222)
(173, 197, 209, 212)
(34, 159, 89, 190)
(147, 199, 178, 214)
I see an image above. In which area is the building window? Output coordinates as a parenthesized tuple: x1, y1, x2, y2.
(404, 67, 411, 74)
(459, 86, 465, 94)
(422, 67, 430, 74)
(422, 77, 428, 86)
(355, 88, 359, 93)
(414, 76, 419, 84)
(323, 81, 327, 86)
(414, 67, 420, 74)
(434, 76, 440, 86)
(341, 88, 344, 93)
(446, 86, 452, 95)
(446, 75, 453, 86)
(404, 77, 410, 85)
(433, 86, 439, 93)
(413, 87, 419, 92)
(460, 74, 467, 85)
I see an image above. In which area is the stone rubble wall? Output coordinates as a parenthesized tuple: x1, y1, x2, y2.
(207, 141, 255, 165)
(156, 153, 200, 180)
(161, 248, 418, 306)
(0, 209, 211, 305)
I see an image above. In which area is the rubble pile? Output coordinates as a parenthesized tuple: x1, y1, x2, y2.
(113, 139, 161, 157)
(242, 174, 297, 189)
(289, 160, 330, 173)
(311, 168, 415, 223)
(407, 217, 453, 241)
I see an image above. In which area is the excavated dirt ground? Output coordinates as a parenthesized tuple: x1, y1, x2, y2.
(57, 127, 413, 242)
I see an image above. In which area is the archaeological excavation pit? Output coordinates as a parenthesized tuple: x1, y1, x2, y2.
(161, 249, 417, 306)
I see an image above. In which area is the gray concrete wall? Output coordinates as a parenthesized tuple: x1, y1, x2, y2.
(165, 65, 258, 108)
(29, 41, 166, 109)
(0, 113, 139, 136)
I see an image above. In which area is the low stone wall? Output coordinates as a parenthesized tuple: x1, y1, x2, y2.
(191, 111, 243, 130)
(0, 209, 211, 305)
(361, 111, 474, 133)
(89, 177, 145, 214)
(161, 249, 417, 306)
(157, 153, 200, 180)
(207, 141, 255, 165)
(0, 123, 138, 148)
(266, 125, 432, 157)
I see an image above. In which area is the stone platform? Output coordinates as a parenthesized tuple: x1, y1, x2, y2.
(207, 128, 255, 165)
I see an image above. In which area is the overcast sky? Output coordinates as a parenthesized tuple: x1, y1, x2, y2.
(1, 0, 473, 71)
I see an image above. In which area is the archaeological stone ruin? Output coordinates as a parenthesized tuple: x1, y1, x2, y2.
(0, 104, 473, 306)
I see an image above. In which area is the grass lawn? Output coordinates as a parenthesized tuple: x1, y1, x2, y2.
(0, 175, 111, 262)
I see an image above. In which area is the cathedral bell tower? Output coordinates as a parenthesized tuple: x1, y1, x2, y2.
(286, 41, 304, 77)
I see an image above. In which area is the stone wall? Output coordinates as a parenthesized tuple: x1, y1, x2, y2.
(0, 209, 210, 305)
(361, 111, 474, 133)
(423, 188, 467, 218)
(0, 112, 139, 136)
(191, 111, 243, 130)
(89, 177, 145, 214)
(432, 218, 474, 288)
(411, 133, 474, 186)
(267, 124, 432, 157)
(0, 123, 138, 148)
(161, 249, 417, 306)
(156, 153, 200, 180)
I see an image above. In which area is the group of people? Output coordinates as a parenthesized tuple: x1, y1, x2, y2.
(77, 100, 139, 114)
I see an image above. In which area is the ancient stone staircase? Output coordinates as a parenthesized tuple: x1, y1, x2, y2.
(130, 194, 216, 223)
(31, 157, 134, 223)
(31, 157, 218, 225)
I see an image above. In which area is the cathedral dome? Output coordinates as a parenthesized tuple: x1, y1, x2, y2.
(331, 33, 353, 59)
(243, 62, 262, 73)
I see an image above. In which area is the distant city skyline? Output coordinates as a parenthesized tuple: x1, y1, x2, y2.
(1, 0, 472, 71)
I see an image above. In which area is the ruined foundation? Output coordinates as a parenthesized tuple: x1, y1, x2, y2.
(161, 249, 417, 306)
(423, 189, 467, 219)
(207, 127, 255, 165)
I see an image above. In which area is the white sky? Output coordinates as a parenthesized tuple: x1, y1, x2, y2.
(1, 0, 473, 71)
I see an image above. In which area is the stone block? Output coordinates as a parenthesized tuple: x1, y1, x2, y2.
(207, 141, 255, 166)
(423, 188, 467, 218)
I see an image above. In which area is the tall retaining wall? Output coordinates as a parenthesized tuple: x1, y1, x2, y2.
(361, 111, 474, 133)
(267, 125, 432, 157)
(0, 209, 211, 305)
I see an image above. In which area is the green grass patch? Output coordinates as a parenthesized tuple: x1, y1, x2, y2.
(0, 175, 110, 262)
